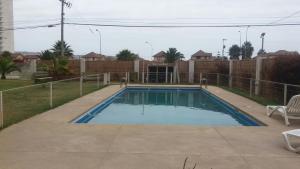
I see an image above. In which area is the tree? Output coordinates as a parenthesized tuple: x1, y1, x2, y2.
(165, 48, 184, 63)
(40, 41, 73, 78)
(228, 45, 241, 60)
(51, 41, 73, 58)
(50, 57, 69, 78)
(40, 50, 54, 60)
(241, 41, 254, 59)
(257, 49, 266, 55)
(0, 51, 20, 79)
(116, 49, 138, 61)
(1, 51, 12, 58)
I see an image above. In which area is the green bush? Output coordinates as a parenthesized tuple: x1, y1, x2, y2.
(271, 55, 300, 84)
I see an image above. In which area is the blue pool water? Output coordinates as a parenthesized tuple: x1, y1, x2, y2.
(75, 87, 261, 126)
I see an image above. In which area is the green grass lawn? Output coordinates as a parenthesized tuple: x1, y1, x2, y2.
(220, 86, 279, 106)
(1, 80, 106, 129)
(0, 80, 33, 91)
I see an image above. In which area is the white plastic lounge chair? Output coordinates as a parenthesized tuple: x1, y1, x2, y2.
(282, 129, 300, 153)
(267, 95, 300, 126)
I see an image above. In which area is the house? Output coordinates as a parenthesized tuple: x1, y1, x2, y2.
(105, 56, 117, 61)
(255, 50, 300, 59)
(191, 50, 213, 60)
(12, 52, 40, 63)
(82, 52, 106, 61)
(153, 51, 167, 63)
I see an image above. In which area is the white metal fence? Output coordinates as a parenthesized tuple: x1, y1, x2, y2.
(199, 73, 300, 106)
(0, 74, 107, 129)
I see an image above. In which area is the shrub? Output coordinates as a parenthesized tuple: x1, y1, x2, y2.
(271, 55, 300, 84)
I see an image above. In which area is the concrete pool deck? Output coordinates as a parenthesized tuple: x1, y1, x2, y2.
(0, 85, 299, 169)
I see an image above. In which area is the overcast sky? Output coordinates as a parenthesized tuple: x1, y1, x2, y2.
(13, 0, 300, 59)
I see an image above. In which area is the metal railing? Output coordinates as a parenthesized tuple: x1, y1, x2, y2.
(0, 74, 106, 129)
(201, 73, 300, 106)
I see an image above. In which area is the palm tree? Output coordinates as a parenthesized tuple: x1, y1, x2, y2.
(165, 48, 184, 63)
(229, 45, 241, 60)
(50, 57, 69, 79)
(51, 41, 73, 58)
(40, 50, 54, 60)
(0, 52, 20, 79)
(241, 41, 254, 59)
(116, 49, 138, 61)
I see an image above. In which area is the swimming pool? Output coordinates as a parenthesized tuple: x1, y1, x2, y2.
(75, 87, 261, 126)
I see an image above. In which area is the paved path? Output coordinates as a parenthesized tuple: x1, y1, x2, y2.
(0, 85, 299, 169)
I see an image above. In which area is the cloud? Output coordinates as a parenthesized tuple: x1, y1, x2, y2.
(14, 0, 300, 59)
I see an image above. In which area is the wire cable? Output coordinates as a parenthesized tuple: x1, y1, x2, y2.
(269, 10, 300, 24)
(65, 22, 300, 28)
(0, 23, 60, 32)
(1, 21, 300, 32)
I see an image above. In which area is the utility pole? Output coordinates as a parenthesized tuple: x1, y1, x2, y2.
(239, 31, 241, 46)
(59, 0, 72, 58)
(96, 29, 102, 54)
(245, 26, 250, 43)
(222, 38, 227, 58)
(238, 30, 242, 60)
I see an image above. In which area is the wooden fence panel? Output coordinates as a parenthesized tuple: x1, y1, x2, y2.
(232, 59, 256, 78)
(86, 61, 134, 74)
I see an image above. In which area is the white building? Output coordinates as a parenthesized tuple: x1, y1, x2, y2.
(0, 0, 14, 52)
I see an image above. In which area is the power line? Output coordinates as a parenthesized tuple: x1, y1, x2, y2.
(0, 23, 60, 32)
(64, 18, 284, 25)
(1, 21, 300, 33)
(65, 15, 300, 21)
(269, 10, 300, 24)
(65, 22, 300, 28)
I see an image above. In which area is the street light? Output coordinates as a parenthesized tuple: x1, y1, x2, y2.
(222, 38, 227, 58)
(244, 26, 250, 59)
(260, 32, 266, 52)
(238, 31, 242, 48)
(96, 29, 102, 54)
(144, 41, 153, 74)
(145, 41, 153, 59)
(238, 31, 242, 60)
